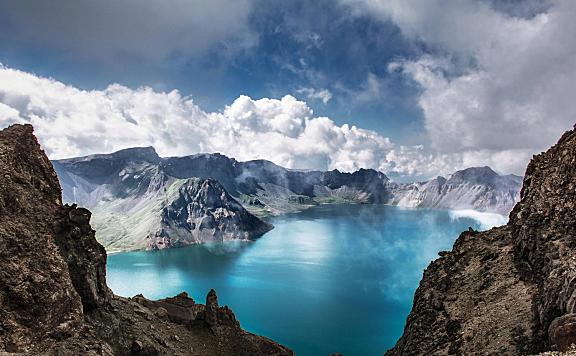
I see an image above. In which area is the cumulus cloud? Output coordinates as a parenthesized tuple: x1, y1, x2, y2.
(342, 0, 576, 175)
(296, 87, 333, 104)
(0, 0, 256, 62)
(0, 65, 463, 179)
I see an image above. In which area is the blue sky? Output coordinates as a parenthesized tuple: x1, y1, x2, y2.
(0, 0, 574, 180)
(0, 0, 426, 143)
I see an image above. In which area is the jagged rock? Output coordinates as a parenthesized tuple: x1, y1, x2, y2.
(510, 129, 576, 350)
(151, 178, 273, 249)
(0, 124, 293, 355)
(0, 124, 84, 353)
(54, 204, 110, 311)
(387, 126, 576, 355)
(198, 289, 239, 329)
(549, 314, 576, 352)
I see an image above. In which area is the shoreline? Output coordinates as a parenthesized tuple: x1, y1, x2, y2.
(102, 203, 510, 254)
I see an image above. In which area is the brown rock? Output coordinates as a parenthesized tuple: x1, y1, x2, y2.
(550, 314, 576, 352)
(0, 124, 293, 355)
(387, 126, 576, 355)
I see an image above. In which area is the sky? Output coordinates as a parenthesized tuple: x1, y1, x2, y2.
(0, 0, 574, 181)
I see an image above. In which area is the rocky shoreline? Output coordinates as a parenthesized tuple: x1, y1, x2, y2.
(387, 127, 576, 355)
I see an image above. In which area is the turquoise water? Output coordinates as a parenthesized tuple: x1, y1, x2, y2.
(107, 204, 493, 356)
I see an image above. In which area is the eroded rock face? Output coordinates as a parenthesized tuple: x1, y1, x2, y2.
(387, 127, 576, 355)
(149, 178, 273, 249)
(0, 124, 292, 355)
(549, 314, 576, 352)
(0, 124, 84, 352)
(510, 129, 576, 350)
(54, 204, 110, 311)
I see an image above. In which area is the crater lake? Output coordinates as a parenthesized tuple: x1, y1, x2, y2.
(107, 204, 505, 356)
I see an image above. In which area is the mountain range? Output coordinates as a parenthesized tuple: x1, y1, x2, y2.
(53, 147, 522, 251)
(2, 123, 574, 354)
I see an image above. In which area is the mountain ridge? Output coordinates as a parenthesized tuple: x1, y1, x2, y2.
(54, 147, 522, 212)
(53, 148, 522, 251)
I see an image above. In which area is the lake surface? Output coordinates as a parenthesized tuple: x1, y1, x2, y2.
(107, 204, 504, 356)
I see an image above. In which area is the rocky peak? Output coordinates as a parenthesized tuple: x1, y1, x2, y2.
(54, 146, 160, 185)
(322, 168, 388, 188)
(510, 128, 576, 349)
(107, 146, 161, 164)
(0, 124, 85, 351)
(53, 204, 110, 311)
(353, 168, 389, 181)
(162, 153, 238, 178)
(447, 166, 499, 184)
(151, 177, 273, 248)
(446, 166, 523, 190)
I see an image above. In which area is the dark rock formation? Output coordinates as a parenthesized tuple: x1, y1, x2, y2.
(0, 124, 292, 355)
(149, 178, 273, 249)
(510, 128, 576, 352)
(387, 127, 576, 355)
(54, 204, 110, 311)
(0, 124, 84, 352)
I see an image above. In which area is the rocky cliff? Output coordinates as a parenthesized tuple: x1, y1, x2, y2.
(387, 127, 576, 355)
(0, 124, 292, 355)
(54, 147, 521, 250)
(149, 177, 273, 249)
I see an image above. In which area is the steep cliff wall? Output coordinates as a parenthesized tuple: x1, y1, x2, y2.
(149, 177, 273, 249)
(0, 124, 292, 355)
(387, 127, 576, 355)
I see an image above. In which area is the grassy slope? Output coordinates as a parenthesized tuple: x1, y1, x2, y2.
(91, 179, 184, 251)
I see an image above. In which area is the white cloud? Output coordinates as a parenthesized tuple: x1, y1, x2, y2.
(342, 0, 576, 175)
(296, 87, 333, 104)
(0, 64, 465, 179)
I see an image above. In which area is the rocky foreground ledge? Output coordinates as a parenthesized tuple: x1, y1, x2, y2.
(387, 126, 576, 355)
(0, 124, 292, 355)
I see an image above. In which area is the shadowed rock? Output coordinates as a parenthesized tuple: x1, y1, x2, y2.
(149, 178, 273, 249)
(387, 126, 576, 355)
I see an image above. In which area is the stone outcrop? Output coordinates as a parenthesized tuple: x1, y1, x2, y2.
(387, 126, 576, 355)
(149, 178, 273, 249)
(509, 128, 576, 351)
(0, 124, 292, 355)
